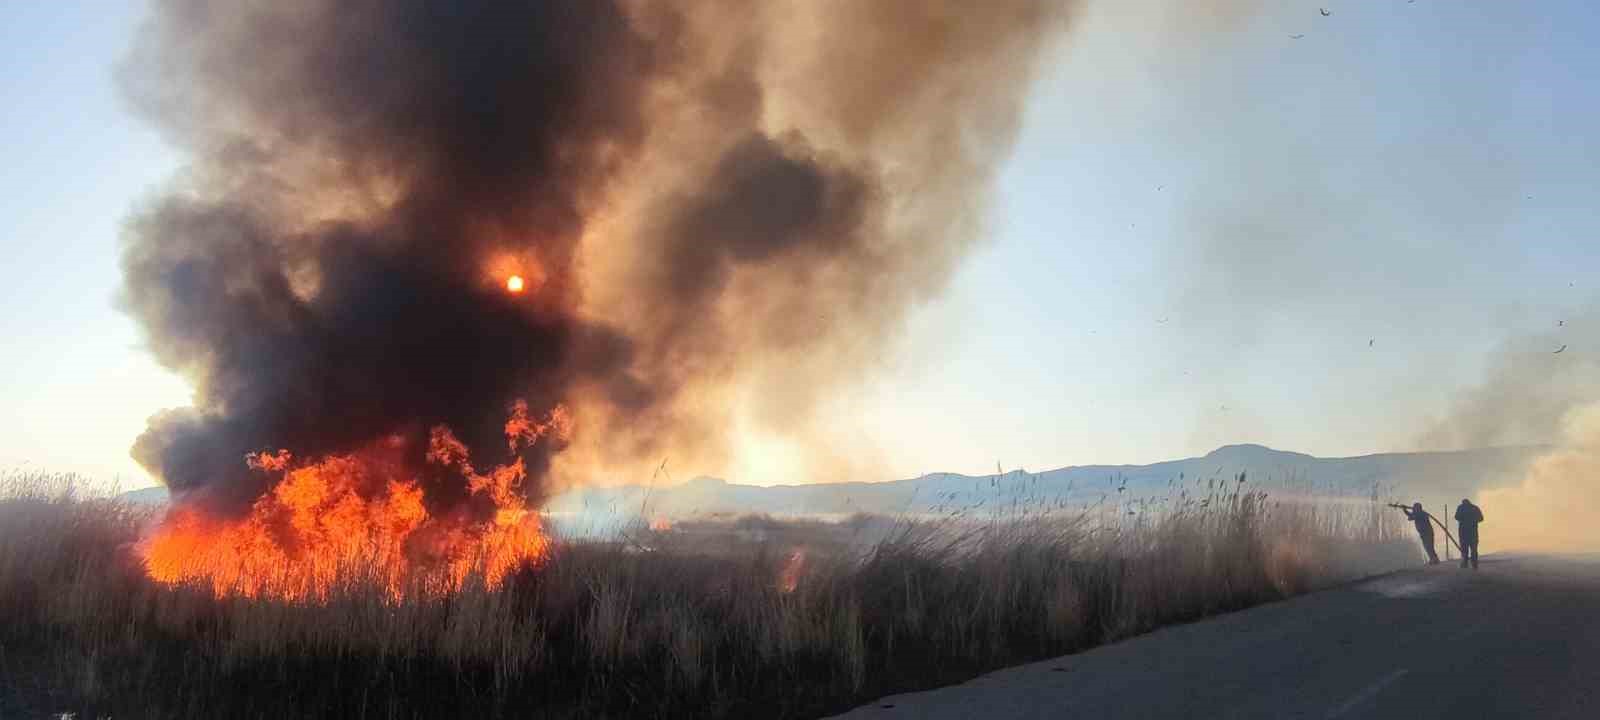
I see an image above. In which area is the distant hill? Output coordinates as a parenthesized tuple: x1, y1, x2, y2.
(120, 444, 1541, 523)
(544, 444, 1539, 521)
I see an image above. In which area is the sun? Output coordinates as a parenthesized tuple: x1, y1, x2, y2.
(506, 275, 525, 293)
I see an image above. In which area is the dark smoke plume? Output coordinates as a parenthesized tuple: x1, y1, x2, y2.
(120, 0, 1074, 510)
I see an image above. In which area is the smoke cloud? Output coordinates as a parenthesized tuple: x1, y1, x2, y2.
(1420, 309, 1600, 551)
(119, 0, 1076, 510)
(1478, 405, 1600, 551)
(1070, 2, 1594, 550)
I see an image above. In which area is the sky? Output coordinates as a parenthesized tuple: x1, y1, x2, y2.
(1, 3, 187, 487)
(2, 1, 1598, 489)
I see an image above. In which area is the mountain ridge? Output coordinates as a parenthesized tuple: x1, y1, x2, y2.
(119, 444, 1545, 525)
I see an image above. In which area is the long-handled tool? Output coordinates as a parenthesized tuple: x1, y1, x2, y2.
(1388, 504, 1463, 556)
(1428, 515, 1462, 556)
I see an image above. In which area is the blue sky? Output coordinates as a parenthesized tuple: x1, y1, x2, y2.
(3, 1, 1598, 488)
(1, 3, 186, 485)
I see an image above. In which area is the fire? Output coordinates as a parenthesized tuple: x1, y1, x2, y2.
(139, 403, 566, 601)
(778, 547, 807, 593)
(505, 275, 525, 293)
(649, 515, 673, 532)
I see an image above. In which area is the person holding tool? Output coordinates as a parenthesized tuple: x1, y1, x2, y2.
(1455, 498, 1485, 570)
(1393, 502, 1441, 565)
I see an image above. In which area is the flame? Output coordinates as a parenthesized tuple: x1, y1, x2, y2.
(649, 515, 673, 532)
(139, 404, 565, 601)
(778, 547, 807, 593)
(506, 275, 525, 293)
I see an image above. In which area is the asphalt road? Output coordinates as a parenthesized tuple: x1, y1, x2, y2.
(829, 554, 1600, 720)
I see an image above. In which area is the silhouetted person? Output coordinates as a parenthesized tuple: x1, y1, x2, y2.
(1401, 502, 1440, 565)
(1455, 498, 1484, 569)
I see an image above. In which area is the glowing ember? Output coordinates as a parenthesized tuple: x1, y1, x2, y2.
(505, 275, 525, 293)
(139, 403, 567, 601)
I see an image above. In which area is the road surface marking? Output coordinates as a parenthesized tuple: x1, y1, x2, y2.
(1325, 668, 1409, 718)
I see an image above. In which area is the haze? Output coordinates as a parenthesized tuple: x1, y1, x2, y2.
(2, 0, 1596, 497)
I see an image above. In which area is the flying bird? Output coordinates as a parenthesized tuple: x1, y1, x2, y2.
(1320, 8, 1331, 16)
(1290, 34, 1305, 39)
(1369, 339, 1374, 347)
(1554, 344, 1568, 354)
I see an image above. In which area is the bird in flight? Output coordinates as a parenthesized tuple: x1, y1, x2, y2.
(1320, 8, 1331, 17)
(1554, 344, 1569, 354)
(1290, 34, 1305, 39)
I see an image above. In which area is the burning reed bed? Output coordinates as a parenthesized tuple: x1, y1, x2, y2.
(1, 471, 1411, 719)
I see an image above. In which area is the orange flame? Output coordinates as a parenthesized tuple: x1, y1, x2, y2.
(139, 404, 566, 601)
(778, 547, 807, 593)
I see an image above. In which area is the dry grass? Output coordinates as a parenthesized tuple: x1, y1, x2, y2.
(0, 470, 1411, 719)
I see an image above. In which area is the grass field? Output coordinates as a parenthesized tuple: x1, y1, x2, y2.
(0, 471, 1412, 719)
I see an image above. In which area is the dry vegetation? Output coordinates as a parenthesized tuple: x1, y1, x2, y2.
(0, 471, 1412, 719)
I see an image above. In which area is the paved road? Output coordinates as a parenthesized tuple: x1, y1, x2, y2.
(830, 554, 1600, 719)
